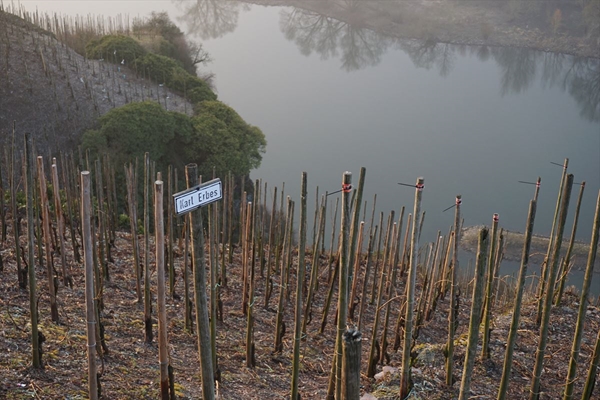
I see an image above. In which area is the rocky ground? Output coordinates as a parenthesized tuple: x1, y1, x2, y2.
(0, 215, 599, 399)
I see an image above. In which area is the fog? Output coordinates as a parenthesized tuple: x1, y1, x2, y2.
(14, 0, 600, 293)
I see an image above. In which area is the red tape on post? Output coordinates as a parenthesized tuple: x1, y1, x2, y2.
(493, 213, 499, 222)
(416, 183, 424, 191)
(342, 184, 352, 193)
(456, 197, 462, 206)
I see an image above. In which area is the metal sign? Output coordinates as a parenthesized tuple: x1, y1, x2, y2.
(173, 178, 222, 215)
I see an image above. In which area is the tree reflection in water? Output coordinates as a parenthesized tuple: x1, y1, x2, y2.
(567, 61, 600, 123)
(175, 0, 249, 40)
(279, 4, 392, 72)
(395, 39, 599, 123)
(491, 47, 538, 95)
(175, 0, 599, 124)
(490, 47, 599, 122)
(396, 39, 457, 77)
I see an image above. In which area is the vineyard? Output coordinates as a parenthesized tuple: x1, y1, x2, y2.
(0, 149, 599, 399)
(1, 3, 600, 400)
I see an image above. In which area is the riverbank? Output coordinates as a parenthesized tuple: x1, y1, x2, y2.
(460, 225, 600, 271)
(242, 0, 600, 59)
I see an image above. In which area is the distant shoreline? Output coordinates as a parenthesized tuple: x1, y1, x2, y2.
(241, 0, 599, 60)
(459, 225, 599, 272)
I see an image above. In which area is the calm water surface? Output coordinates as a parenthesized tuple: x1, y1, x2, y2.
(21, 0, 600, 293)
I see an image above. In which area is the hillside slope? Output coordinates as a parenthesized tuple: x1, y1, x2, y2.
(0, 11, 192, 154)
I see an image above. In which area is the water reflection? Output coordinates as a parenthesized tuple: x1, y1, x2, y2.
(475, 45, 491, 62)
(279, 6, 392, 71)
(493, 47, 538, 95)
(174, 0, 249, 40)
(491, 47, 599, 122)
(566, 61, 600, 123)
(397, 40, 457, 77)
(176, 0, 599, 123)
(398, 40, 599, 123)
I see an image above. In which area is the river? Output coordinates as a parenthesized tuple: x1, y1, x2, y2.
(19, 0, 600, 294)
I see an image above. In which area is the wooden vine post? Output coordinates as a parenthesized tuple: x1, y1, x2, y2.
(357, 226, 377, 331)
(211, 197, 219, 372)
(168, 165, 175, 298)
(399, 177, 424, 399)
(342, 328, 362, 400)
(458, 228, 489, 400)
(348, 220, 365, 321)
(12, 125, 25, 289)
(445, 195, 461, 385)
(536, 158, 568, 325)
(155, 179, 171, 400)
(369, 212, 384, 304)
(143, 153, 152, 344)
(425, 233, 443, 321)
(366, 211, 394, 378)
(327, 171, 352, 400)
(274, 197, 293, 353)
(529, 174, 574, 400)
(25, 135, 40, 369)
(64, 152, 81, 264)
(563, 190, 599, 400)
(34, 155, 45, 278)
(497, 199, 537, 400)
(183, 218, 192, 333)
(555, 181, 585, 306)
(37, 156, 59, 323)
(264, 186, 278, 307)
(221, 173, 230, 288)
(94, 159, 108, 282)
(125, 163, 141, 303)
(533, 177, 541, 202)
(481, 213, 500, 359)
(380, 213, 403, 364)
(328, 196, 339, 284)
(81, 171, 98, 400)
(347, 167, 366, 295)
(52, 160, 71, 287)
(245, 200, 255, 368)
(302, 194, 324, 334)
(184, 164, 215, 400)
(241, 199, 251, 315)
(291, 172, 307, 400)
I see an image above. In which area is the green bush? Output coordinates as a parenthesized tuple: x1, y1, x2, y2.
(132, 12, 200, 74)
(190, 101, 266, 177)
(135, 53, 216, 102)
(82, 101, 176, 169)
(82, 100, 266, 184)
(3, 190, 27, 211)
(135, 52, 180, 83)
(118, 214, 131, 229)
(187, 85, 217, 103)
(162, 110, 198, 173)
(156, 38, 185, 68)
(85, 35, 147, 65)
